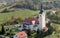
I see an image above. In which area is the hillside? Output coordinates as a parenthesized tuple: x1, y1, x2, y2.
(0, 9, 39, 24)
(0, 0, 60, 10)
(0, 0, 60, 3)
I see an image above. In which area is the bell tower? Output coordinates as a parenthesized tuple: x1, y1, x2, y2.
(38, 4, 46, 30)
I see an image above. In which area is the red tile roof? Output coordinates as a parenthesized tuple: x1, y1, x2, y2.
(34, 19, 39, 24)
(16, 31, 27, 38)
(24, 18, 32, 23)
(24, 17, 39, 24)
(43, 27, 48, 32)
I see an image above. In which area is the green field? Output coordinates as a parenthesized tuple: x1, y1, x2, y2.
(0, 9, 39, 24)
(0, 9, 50, 24)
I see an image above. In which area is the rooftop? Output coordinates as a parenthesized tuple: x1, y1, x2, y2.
(16, 31, 27, 38)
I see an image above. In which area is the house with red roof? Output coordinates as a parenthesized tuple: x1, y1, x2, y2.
(13, 31, 27, 38)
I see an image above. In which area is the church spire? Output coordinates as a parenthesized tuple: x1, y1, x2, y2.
(39, 4, 43, 14)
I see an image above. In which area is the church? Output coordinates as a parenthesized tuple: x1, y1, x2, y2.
(19, 4, 49, 32)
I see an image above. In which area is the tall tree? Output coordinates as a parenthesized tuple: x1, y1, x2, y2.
(1, 25, 5, 34)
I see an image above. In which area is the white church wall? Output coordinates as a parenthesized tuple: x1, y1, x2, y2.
(38, 12, 46, 30)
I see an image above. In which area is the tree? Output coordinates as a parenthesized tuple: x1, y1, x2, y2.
(1, 25, 5, 34)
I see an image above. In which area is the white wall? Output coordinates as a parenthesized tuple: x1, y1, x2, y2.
(38, 13, 46, 30)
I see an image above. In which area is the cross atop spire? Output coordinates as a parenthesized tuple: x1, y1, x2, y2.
(39, 4, 43, 14)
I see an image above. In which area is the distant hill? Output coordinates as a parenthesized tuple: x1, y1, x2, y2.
(0, 0, 60, 3)
(0, 0, 60, 10)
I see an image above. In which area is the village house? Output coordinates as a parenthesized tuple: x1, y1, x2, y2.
(13, 31, 27, 38)
(18, 24, 23, 31)
(50, 10, 56, 15)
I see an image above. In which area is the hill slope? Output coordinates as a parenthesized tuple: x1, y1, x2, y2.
(0, 9, 39, 24)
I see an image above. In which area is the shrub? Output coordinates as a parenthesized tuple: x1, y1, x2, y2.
(16, 16, 23, 23)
